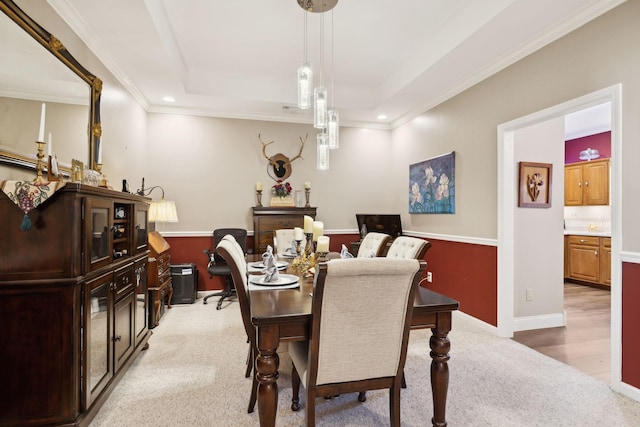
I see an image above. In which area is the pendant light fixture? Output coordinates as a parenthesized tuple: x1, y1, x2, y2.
(317, 130, 329, 170)
(297, 11, 312, 110)
(313, 10, 327, 129)
(327, 10, 339, 149)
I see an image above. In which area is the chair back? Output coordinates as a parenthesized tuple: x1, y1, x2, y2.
(386, 236, 431, 260)
(356, 232, 391, 257)
(213, 228, 247, 263)
(308, 258, 426, 387)
(216, 236, 253, 338)
(274, 228, 305, 254)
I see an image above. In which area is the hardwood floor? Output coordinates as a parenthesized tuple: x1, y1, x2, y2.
(512, 282, 611, 384)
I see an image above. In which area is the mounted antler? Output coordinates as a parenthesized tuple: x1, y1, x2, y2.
(258, 133, 307, 181)
(289, 133, 307, 163)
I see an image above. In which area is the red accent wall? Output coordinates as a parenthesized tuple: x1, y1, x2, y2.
(165, 234, 498, 326)
(424, 238, 498, 326)
(565, 131, 611, 164)
(622, 262, 640, 388)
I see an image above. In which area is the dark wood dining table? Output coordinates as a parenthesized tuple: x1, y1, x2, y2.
(248, 260, 460, 427)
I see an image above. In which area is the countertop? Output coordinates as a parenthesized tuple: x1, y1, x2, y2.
(564, 229, 611, 237)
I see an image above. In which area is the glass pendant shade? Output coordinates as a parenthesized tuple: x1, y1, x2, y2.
(316, 132, 329, 170)
(297, 62, 312, 109)
(314, 86, 327, 129)
(327, 109, 339, 149)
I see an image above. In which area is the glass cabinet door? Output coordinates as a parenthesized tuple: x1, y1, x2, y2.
(134, 203, 148, 254)
(85, 198, 113, 272)
(85, 273, 114, 407)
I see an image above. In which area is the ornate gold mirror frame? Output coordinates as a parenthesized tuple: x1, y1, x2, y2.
(0, 0, 102, 171)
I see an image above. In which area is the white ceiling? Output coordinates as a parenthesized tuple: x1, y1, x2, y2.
(47, 0, 624, 129)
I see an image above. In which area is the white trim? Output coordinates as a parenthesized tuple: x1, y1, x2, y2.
(613, 381, 640, 404)
(497, 84, 626, 396)
(621, 251, 640, 264)
(513, 312, 565, 333)
(453, 310, 499, 335)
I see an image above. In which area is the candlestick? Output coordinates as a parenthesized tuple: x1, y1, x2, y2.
(34, 141, 45, 182)
(295, 239, 303, 256)
(304, 232, 314, 257)
(38, 103, 45, 142)
(305, 188, 310, 207)
(256, 190, 263, 207)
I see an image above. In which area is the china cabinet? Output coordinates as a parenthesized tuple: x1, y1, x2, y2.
(0, 183, 151, 426)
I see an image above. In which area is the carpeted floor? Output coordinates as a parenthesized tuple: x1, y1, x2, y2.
(89, 297, 640, 426)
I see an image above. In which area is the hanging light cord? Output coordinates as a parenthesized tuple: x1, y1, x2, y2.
(320, 11, 324, 86)
(330, 10, 334, 109)
(303, 10, 308, 63)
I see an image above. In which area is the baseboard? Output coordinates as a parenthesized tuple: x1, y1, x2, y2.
(455, 310, 500, 335)
(612, 379, 640, 402)
(513, 312, 565, 332)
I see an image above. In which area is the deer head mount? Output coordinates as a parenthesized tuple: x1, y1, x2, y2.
(259, 133, 306, 181)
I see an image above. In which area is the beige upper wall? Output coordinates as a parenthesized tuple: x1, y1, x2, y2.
(4, 1, 640, 251)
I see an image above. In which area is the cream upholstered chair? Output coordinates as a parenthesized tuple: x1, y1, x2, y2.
(289, 258, 426, 426)
(356, 231, 392, 257)
(386, 236, 431, 260)
(215, 236, 258, 413)
(274, 228, 305, 255)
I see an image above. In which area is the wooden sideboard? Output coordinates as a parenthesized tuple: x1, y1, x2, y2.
(252, 206, 317, 254)
(147, 230, 172, 328)
(0, 183, 151, 426)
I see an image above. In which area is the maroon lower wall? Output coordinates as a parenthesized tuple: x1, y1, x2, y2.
(165, 234, 498, 326)
(622, 262, 640, 389)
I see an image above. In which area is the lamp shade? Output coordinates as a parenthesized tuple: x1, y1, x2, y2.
(149, 199, 178, 223)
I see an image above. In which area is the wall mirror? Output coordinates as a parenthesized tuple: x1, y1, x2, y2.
(0, 0, 102, 172)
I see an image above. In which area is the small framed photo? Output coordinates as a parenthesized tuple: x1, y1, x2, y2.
(71, 159, 84, 183)
(518, 162, 552, 208)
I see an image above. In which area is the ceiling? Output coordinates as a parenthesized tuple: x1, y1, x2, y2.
(47, 0, 623, 129)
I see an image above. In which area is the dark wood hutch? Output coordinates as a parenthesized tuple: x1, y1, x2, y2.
(0, 183, 152, 426)
(252, 206, 317, 254)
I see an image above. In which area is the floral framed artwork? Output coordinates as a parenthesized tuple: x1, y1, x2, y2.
(409, 151, 455, 214)
(518, 161, 552, 208)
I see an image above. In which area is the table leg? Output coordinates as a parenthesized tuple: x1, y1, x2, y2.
(429, 312, 452, 427)
(256, 324, 280, 427)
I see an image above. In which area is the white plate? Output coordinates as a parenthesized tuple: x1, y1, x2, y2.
(249, 273, 299, 286)
(279, 252, 297, 258)
(248, 261, 288, 270)
(249, 282, 300, 291)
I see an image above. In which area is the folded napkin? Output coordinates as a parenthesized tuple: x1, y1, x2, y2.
(262, 245, 280, 282)
(340, 244, 354, 259)
(285, 240, 298, 255)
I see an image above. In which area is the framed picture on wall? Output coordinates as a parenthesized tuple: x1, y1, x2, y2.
(409, 151, 455, 214)
(518, 161, 552, 208)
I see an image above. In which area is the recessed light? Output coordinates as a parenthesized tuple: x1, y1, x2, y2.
(163, 96, 175, 103)
(377, 114, 387, 120)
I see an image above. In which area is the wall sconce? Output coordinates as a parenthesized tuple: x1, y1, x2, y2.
(137, 180, 178, 223)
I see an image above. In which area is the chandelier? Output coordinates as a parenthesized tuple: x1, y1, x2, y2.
(296, 0, 339, 170)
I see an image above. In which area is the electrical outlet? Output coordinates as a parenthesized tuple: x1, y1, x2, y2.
(426, 272, 433, 283)
(526, 288, 534, 301)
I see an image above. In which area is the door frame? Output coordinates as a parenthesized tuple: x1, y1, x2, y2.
(497, 84, 622, 387)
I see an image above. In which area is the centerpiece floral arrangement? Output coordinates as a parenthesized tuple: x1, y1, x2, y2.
(290, 253, 316, 277)
(272, 180, 292, 198)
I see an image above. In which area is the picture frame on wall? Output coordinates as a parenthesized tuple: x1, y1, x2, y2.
(408, 151, 455, 214)
(518, 161, 552, 208)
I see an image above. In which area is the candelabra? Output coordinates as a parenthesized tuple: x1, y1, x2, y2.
(305, 188, 311, 207)
(34, 141, 45, 183)
(256, 190, 263, 207)
(315, 251, 328, 263)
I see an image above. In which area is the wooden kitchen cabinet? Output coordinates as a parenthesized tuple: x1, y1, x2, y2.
(564, 159, 610, 206)
(565, 234, 611, 287)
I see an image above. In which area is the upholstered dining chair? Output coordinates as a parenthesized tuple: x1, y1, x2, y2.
(385, 235, 431, 260)
(215, 235, 259, 413)
(289, 258, 426, 426)
(203, 228, 247, 309)
(356, 231, 392, 258)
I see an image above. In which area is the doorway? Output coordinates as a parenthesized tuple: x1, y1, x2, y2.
(497, 85, 622, 388)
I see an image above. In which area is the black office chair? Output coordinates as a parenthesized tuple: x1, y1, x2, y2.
(203, 228, 247, 310)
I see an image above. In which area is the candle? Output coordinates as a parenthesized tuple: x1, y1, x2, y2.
(38, 103, 45, 142)
(256, 182, 263, 191)
(312, 221, 324, 241)
(294, 227, 303, 241)
(97, 139, 103, 164)
(303, 215, 313, 233)
(47, 133, 52, 156)
(316, 236, 329, 252)
(304, 181, 311, 190)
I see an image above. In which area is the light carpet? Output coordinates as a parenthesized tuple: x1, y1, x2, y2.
(89, 297, 640, 426)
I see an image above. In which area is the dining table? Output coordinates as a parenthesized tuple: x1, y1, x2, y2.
(247, 255, 460, 427)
